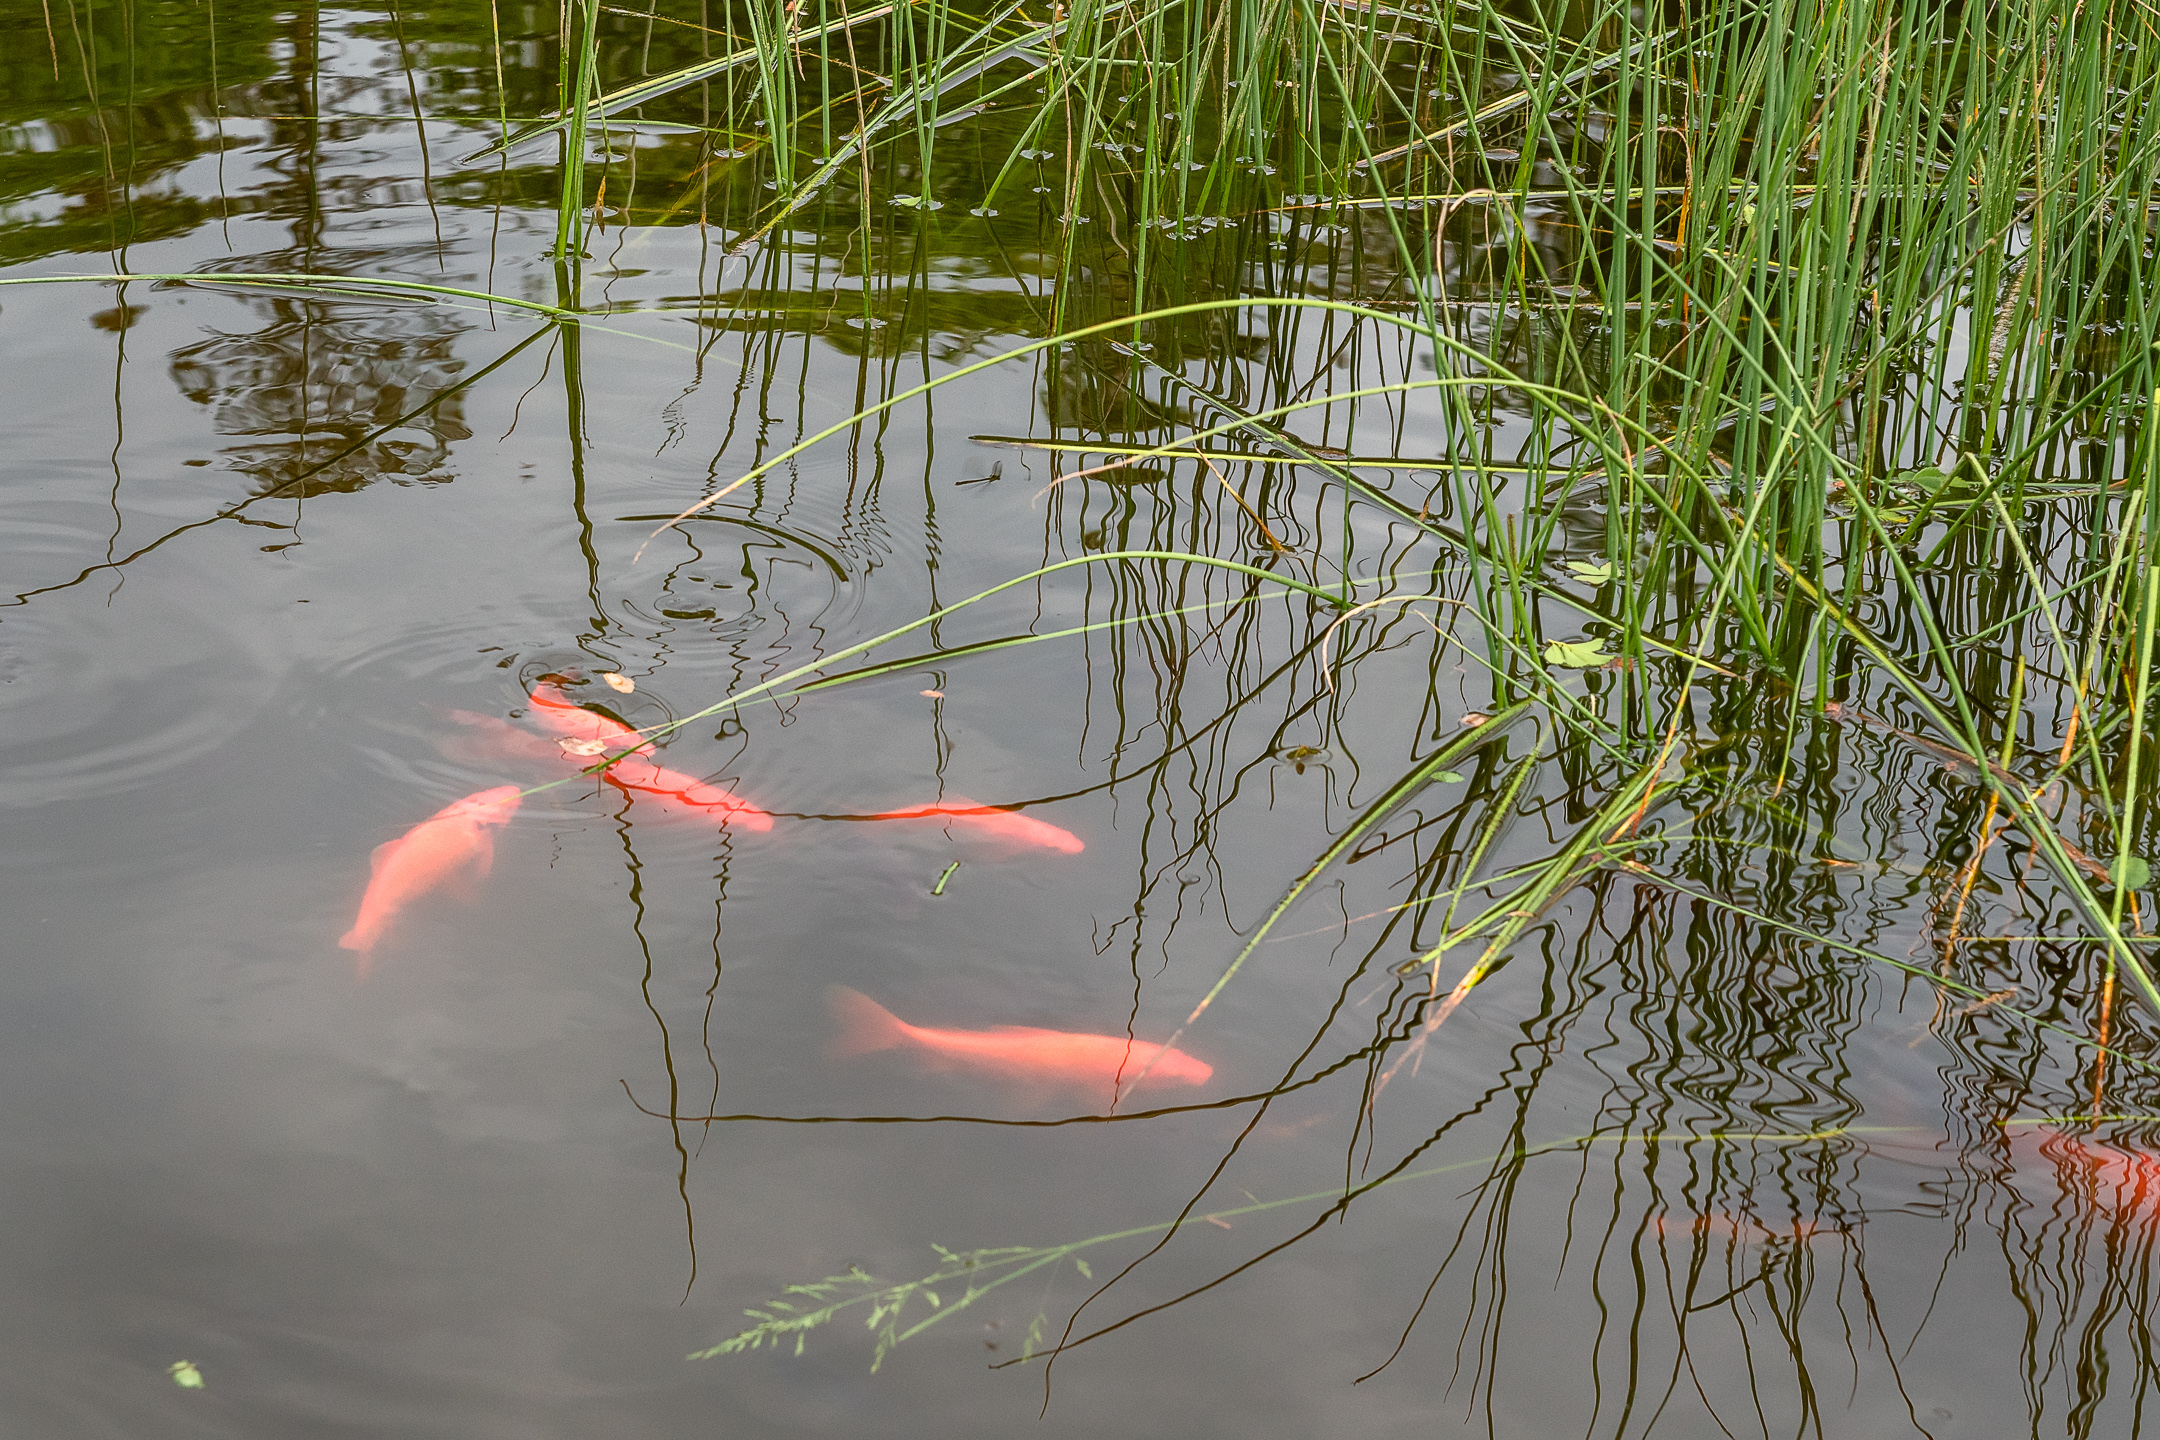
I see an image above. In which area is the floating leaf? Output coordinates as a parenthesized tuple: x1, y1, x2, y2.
(2117, 855, 2152, 890)
(560, 738, 609, 756)
(1889, 461, 1988, 497)
(601, 672, 634, 694)
(1887, 465, 1952, 493)
(168, 1361, 204, 1390)
(920, 689, 944, 698)
(1565, 560, 1614, 585)
(1543, 639, 1611, 669)
(1459, 712, 1489, 728)
(1433, 770, 1466, 783)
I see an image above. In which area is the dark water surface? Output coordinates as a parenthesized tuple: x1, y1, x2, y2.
(5, 4, 2159, 1436)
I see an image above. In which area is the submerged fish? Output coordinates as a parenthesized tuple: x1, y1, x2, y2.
(339, 785, 522, 974)
(525, 683, 656, 758)
(527, 685, 774, 831)
(827, 986, 1212, 1089)
(439, 709, 572, 769)
(608, 758, 776, 830)
(868, 796, 1084, 853)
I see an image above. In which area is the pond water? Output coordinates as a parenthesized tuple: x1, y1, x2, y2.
(4, 3, 2159, 1436)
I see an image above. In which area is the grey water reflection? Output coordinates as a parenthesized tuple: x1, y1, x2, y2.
(3, 1, 2159, 1436)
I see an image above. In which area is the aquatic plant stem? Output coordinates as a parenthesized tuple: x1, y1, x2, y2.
(1116, 700, 1533, 1096)
(629, 296, 1627, 562)
(555, 0, 603, 266)
(518, 550, 1359, 799)
(695, 1125, 1889, 1366)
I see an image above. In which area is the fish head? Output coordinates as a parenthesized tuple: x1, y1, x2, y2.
(448, 784, 524, 826)
(1154, 1048, 1213, 1086)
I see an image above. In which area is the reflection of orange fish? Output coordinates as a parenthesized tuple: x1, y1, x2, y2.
(527, 685, 774, 831)
(869, 797, 1083, 853)
(340, 785, 522, 975)
(827, 986, 1210, 1089)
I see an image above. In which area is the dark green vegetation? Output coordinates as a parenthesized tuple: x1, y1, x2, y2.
(10, 0, 2160, 1429)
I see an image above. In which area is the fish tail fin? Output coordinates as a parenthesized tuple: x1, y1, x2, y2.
(827, 986, 908, 1058)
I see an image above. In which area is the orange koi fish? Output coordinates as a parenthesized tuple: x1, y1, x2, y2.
(868, 797, 1084, 853)
(827, 986, 1211, 1089)
(606, 758, 776, 830)
(339, 785, 522, 974)
(525, 683, 655, 758)
(527, 684, 774, 831)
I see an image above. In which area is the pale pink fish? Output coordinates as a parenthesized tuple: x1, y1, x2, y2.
(527, 684, 774, 831)
(339, 785, 522, 976)
(438, 709, 573, 769)
(827, 986, 1211, 1089)
(868, 796, 1083, 853)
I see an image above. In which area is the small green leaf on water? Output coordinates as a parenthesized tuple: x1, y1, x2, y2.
(1433, 771, 1465, 783)
(1543, 639, 1610, 669)
(168, 1361, 204, 1390)
(1565, 560, 1613, 585)
(1887, 466, 1952, 493)
(1073, 1257, 1092, 1279)
(2117, 855, 2151, 889)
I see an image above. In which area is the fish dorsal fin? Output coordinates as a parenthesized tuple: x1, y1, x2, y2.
(434, 825, 495, 902)
(368, 835, 402, 880)
(468, 829, 495, 882)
